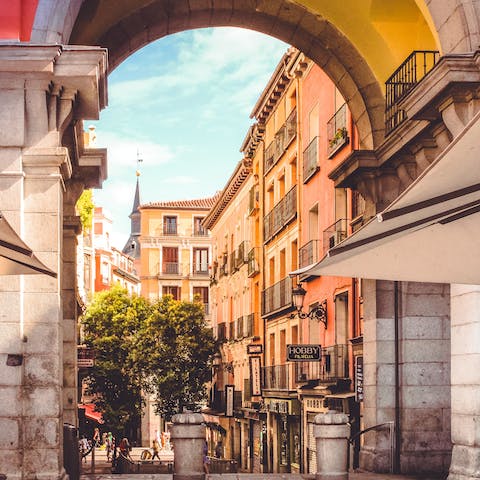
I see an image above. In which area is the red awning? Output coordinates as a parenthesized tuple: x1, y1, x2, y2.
(79, 404, 104, 424)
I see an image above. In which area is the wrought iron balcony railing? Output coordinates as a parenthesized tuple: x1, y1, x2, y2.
(160, 262, 180, 275)
(322, 218, 348, 254)
(385, 50, 440, 134)
(262, 276, 293, 317)
(327, 103, 349, 157)
(263, 364, 290, 390)
(284, 108, 297, 147)
(247, 247, 260, 277)
(303, 136, 319, 182)
(163, 223, 178, 235)
(217, 323, 227, 341)
(299, 239, 321, 268)
(248, 185, 258, 215)
(244, 312, 256, 337)
(264, 185, 297, 243)
(294, 344, 349, 383)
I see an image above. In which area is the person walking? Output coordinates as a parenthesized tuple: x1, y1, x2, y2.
(106, 432, 114, 461)
(92, 427, 100, 447)
(152, 438, 160, 461)
(203, 441, 210, 475)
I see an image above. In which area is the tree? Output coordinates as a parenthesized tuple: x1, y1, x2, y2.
(82, 287, 216, 434)
(82, 285, 150, 439)
(135, 295, 216, 420)
(76, 189, 95, 230)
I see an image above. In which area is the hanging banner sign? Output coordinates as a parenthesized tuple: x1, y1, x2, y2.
(225, 385, 234, 417)
(250, 356, 262, 396)
(286, 344, 321, 361)
(355, 355, 364, 402)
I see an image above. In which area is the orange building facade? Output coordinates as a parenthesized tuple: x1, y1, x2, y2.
(206, 48, 361, 474)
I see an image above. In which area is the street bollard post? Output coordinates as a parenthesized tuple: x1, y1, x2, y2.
(171, 411, 206, 480)
(314, 411, 351, 480)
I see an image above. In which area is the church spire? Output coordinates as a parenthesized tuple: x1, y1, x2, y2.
(122, 152, 143, 260)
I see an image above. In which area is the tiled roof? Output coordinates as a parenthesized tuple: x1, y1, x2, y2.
(141, 192, 221, 210)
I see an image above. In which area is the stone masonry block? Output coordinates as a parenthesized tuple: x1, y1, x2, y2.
(451, 385, 480, 415)
(402, 316, 445, 340)
(23, 212, 60, 251)
(0, 89, 25, 146)
(23, 292, 61, 322)
(0, 146, 22, 171)
(376, 385, 395, 409)
(63, 318, 76, 344)
(402, 362, 449, 386)
(24, 447, 61, 476)
(405, 282, 450, 296)
(451, 413, 480, 445)
(402, 386, 450, 409)
(0, 358, 22, 385)
(24, 417, 59, 448)
(24, 354, 60, 386)
(403, 292, 450, 317)
(22, 323, 60, 355)
(0, 176, 22, 211)
(402, 339, 450, 363)
(24, 386, 61, 417)
(451, 323, 480, 355)
(376, 363, 395, 386)
(0, 418, 19, 448)
(402, 408, 445, 432)
(451, 353, 480, 384)
(0, 322, 22, 353)
(0, 387, 21, 415)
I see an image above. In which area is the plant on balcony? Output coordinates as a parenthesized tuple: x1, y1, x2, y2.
(329, 127, 347, 148)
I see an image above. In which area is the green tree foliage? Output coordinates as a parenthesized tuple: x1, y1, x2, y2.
(82, 285, 150, 437)
(76, 189, 95, 230)
(82, 287, 216, 434)
(135, 295, 216, 420)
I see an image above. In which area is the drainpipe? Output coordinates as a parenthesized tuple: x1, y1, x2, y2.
(393, 281, 401, 473)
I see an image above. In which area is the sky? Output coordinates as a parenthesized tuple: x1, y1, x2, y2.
(92, 27, 288, 249)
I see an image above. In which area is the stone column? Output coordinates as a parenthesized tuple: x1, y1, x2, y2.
(448, 284, 480, 480)
(360, 280, 451, 474)
(314, 411, 350, 480)
(171, 412, 206, 480)
(0, 44, 107, 480)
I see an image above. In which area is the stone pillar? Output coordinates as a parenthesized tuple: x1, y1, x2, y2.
(171, 412, 206, 480)
(314, 411, 350, 480)
(360, 280, 451, 474)
(448, 284, 480, 480)
(0, 44, 107, 480)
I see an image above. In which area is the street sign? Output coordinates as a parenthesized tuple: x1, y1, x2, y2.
(286, 344, 321, 361)
(249, 356, 262, 395)
(247, 344, 263, 354)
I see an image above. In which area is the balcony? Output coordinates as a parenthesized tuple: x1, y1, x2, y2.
(159, 262, 180, 275)
(294, 344, 349, 383)
(229, 252, 237, 274)
(264, 109, 296, 175)
(322, 218, 348, 254)
(228, 321, 236, 341)
(192, 263, 209, 276)
(235, 241, 248, 269)
(264, 185, 297, 243)
(385, 50, 440, 134)
(247, 247, 260, 277)
(236, 316, 244, 338)
(244, 312, 256, 337)
(327, 103, 349, 157)
(303, 136, 319, 182)
(299, 239, 321, 268)
(248, 185, 258, 215)
(162, 223, 178, 235)
(263, 364, 290, 390)
(219, 254, 228, 278)
(262, 276, 293, 317)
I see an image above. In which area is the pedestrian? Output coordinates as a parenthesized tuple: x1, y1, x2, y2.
(203, 441, 210, 475)
(214, 440, 223, 459)
(106, 432, 114, 461)
(79, 436, 89, 463)
(92, 427, 100, 447)
(152, 438, 160, 460)
(119, 437, 132, 460)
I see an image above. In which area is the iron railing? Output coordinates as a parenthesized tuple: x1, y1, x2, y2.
(248, 185, 258, 215)
(264, 185, 297, 242)
(262, 276, 293, 316)
(247, 247, 260, 276)
(229, 252, 237, 274)
(294, 344, 349, 382)
(299, 239, 321, 268)
(385, 50, 440, 134)
(322, 218, 348, 254)
(284, 108, 297, 147)
(236, 241, 248, 268)
(217, 323, 227, 341)
(219, 254, 228, 277)
(236, 316, 244, 338)
(303, 136, 319, 182)
(327, 103, 348, 157)
(163, 223, 178, 235)
(228, 321, 235, 341)
(193, 263, 209, 275)
(263, 364, 290, 390)
(244, 312, 255, 337)
(161, 262, 180, 275)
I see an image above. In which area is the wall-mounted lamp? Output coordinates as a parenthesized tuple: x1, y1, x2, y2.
(291, 282, 327, 327)
(212, 353, 234, 373)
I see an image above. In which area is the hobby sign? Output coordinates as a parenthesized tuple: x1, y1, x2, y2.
(286, 344, 321, 361)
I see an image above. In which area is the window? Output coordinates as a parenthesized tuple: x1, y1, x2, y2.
(193, 286, 209, 313)
(162, 247, 178, 274)
(193, 248, 209, 274)
(163, 285, 180, 300)
(163, 216, 177, 235)
(194, 217, 206, 236)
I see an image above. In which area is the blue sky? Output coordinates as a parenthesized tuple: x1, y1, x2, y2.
(92, 27, 288, 249)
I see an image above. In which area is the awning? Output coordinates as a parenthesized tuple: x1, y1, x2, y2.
(79, 404, 104, 424)
(294, 110, 480, 285)
(0, 213, 57, 277)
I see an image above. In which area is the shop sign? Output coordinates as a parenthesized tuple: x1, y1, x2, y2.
(355, 355, 364, 402)
(286, 344, 321, 361)
(225, 385, 234, 417)
(78, 346, 94, 368)
(249, 356, 262, 396)
(247, 344, 263, 354)
(267, 398, 300, 415)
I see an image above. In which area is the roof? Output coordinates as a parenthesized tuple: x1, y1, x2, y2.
(141, 193, 221, 211)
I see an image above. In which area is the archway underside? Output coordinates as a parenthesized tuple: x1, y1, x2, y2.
(68, 0, 438, 150)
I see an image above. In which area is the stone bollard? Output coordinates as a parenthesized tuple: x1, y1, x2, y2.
(171, 412, 206, 480)
(314, 411, 351, 480)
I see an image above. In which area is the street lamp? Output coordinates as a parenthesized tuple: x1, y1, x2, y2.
(291, 282, 327, 327)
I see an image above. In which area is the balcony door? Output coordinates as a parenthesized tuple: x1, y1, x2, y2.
(162, 246, 178, 274)
(164, 216, 177, 235)
(193, 247, 209, 274)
